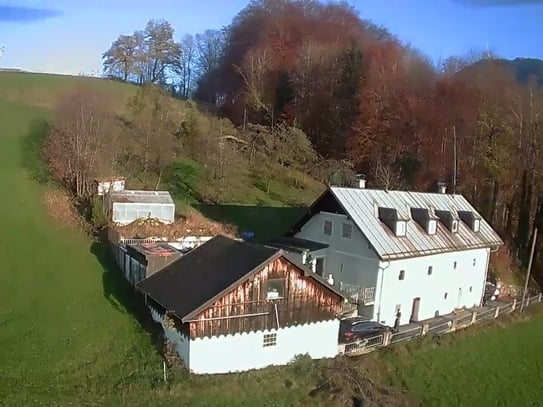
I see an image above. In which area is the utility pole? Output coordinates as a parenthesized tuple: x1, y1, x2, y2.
(453, 126, 457, 195)
(520, 227, 537, 312)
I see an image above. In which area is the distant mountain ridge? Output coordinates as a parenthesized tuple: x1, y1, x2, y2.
(469, 57, 543, 86)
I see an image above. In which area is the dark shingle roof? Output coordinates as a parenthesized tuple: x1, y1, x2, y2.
(267, 236, 329, 253)
(136, 235, 281, 322)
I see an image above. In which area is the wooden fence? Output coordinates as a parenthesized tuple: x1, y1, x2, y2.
(343, 293, 543, 356)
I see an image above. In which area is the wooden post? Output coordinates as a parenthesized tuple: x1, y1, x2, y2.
(539, 293, 542, 303)
(494, 306, 500, 319)
(471, 311, 477, 324)
(512, 299, 517, 312)
(163, 361, 167, 382)
(422, 323, 429, 336)
(520, 227, 537, 312)
(383, 330, 392, 346)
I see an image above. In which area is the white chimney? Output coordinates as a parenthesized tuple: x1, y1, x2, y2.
(356, 174, 366, 189)
(437, 182, 447, 194)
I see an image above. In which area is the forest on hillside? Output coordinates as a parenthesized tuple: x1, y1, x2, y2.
(49, 0, 543, 282)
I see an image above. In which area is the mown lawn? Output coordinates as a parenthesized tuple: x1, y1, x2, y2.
(377, 306, 543, 406)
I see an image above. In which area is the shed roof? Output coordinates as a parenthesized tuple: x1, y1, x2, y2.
(267, 236, 329, 253)
(127, 242, 180, 257)
(136, 235, 344, 322)
(111, 190, 174, 204)
(310, 187, 502, 261)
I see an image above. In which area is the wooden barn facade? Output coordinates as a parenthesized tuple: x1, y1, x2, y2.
(137, 235, 347, 374)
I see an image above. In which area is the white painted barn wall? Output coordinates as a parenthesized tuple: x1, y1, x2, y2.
(189, 319, 340, 374)
(376, 247, 490, 325)
(295, 212, 380, 290)
(149, 307, 190, 370)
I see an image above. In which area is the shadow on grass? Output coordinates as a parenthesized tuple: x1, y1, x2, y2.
(90, 234, 164, 355)
(195, 204, 307, 243)
(20, 118, 50, 184)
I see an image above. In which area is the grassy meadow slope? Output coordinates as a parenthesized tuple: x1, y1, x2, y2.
(1, 72, 543, 406)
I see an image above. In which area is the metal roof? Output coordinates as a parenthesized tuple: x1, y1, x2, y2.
(111, 190, 174, 204)
(330, 187, 503, 261)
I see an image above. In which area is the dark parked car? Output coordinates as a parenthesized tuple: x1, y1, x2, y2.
(339, 318, 392, 344)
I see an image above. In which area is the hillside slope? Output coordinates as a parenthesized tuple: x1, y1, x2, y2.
(2, 72, 324, 240)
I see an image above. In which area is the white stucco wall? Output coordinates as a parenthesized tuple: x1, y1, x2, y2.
(149, 307, 190, 369)
(189, 319, 340, 374)
(375, 247, 490, 325)
(295, 212, 380, 290)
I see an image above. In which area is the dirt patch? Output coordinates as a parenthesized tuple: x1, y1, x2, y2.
(43, 188, 90, 234)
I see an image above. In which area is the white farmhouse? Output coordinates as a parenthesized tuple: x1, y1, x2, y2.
(136, 235, 346, 374)
(276, 183, 503, 326)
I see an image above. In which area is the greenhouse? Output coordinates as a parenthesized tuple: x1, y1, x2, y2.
(110, 190, 175, 225)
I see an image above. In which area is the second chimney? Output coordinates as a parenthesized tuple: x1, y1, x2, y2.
(356, 174, 366, 189)
(437, 182, 447, 194)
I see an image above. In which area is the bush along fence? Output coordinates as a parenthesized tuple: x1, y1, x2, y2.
(341, 293, 543, 356)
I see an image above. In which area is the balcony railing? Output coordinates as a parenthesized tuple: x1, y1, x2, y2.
(339, 282, 376, 305)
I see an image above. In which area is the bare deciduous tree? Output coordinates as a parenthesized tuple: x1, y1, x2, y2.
(44, 87, 118, 199)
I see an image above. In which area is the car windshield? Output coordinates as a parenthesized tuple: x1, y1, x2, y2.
(351, 321, 381, 331)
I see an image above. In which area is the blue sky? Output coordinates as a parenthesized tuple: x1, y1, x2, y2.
(1, 0, 543, 75)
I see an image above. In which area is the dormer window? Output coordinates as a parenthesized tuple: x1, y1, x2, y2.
(436, 209, 460, 234)
(428, 219, 437, 235)
(378, 207, 408, 237)
(411, 207, 439, 235)
(395, 220, 406, 237)
(458, 210, 482, 233)
(452, 220, 458, 233)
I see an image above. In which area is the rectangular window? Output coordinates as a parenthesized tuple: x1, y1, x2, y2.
(324, 220, 333, 236)
(342, 222, 353, 238)
(427, 266, 433, 276)
(263, 333, 277, 347)
(315, 258, 325, 277)
(452, 220, 458, 233)
(265, 278, 285, 300)
(399, 270, 405, 280)
(453, 261, 457, 270)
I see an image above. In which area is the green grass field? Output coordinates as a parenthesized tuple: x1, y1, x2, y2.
(1, 72, 543, 406)
(385, 307, 543, 406)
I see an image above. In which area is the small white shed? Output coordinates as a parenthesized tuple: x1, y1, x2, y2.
(110, 190, 175, 225)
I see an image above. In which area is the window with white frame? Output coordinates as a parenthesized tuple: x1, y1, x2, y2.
(263, 333, 277, 347)
(452, 220, 459, 233)
(324, 220, 332, 236)
(342, 222, 353, 238)
(265, 278, 285, 300)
